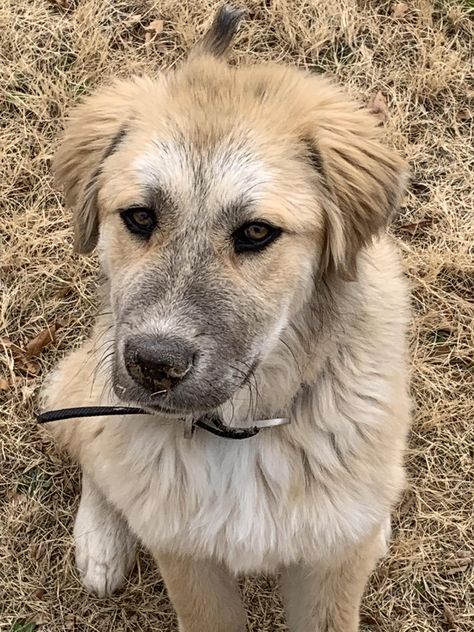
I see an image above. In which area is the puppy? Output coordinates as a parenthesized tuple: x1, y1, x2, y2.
(41, 6, 411, 631)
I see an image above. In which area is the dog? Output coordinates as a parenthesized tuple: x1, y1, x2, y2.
(41, 6, 411, 631)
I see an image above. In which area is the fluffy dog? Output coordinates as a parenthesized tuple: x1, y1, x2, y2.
(41, 6, 411, 631)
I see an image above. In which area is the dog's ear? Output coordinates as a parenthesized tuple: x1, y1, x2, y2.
(53, 80, 140, 254)
(302, 102, 408, 280)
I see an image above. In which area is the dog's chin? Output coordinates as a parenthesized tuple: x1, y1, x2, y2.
(112, 381, 230, 419)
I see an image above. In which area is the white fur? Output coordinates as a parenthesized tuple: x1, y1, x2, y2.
(73, 475, 137, 596)
(45, 238, 410, 582)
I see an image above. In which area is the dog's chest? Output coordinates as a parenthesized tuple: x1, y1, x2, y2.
(91, 417, 394, 574)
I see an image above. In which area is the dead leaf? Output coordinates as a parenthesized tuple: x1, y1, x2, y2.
(25, 319, 67, 357)
(446, 556, 472, 567)
(145, 19, 164, 34)
(33, 588, 46, 600)
(2, 338, 41, 376)
(124, 14, 143, 27)
(391, 3, 409, 18)
(144, 19, 164, 46)
(17, 357, 41, 376)
(443, 605, 456, 629)
(25, 325, 58, 357)
(399, 218, 434, 235)
(54, 285, 74, 299)
(367, 91, 389, 125)
(1, 337, 24, 355)
(0, 378, 10, 390)
(444, 564, 469, 576)
(30, 542, 46, 562)
(456, 109, 472, 122)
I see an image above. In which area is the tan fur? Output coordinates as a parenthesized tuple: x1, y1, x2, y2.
(43, 10, 410, 631)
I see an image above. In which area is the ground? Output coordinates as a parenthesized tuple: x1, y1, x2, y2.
(0, 1, 473, 631)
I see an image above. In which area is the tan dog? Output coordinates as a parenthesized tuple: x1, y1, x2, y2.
(41, 6, 411, 631)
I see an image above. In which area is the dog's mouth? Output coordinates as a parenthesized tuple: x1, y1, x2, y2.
(114, 358, 260, 419)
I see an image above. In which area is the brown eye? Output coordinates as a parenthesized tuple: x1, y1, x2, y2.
(233, 221, 282, 253)
(121, 207, 156, 237)
(245, 224, 269, 241)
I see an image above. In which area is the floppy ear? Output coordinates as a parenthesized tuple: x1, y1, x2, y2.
(303, 103, 408, 280)
(53, 80, 141, 254)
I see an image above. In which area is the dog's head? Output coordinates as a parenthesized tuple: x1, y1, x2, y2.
(54, 6, 407, 416)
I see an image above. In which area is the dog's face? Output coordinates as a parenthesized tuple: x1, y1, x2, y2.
(54, 11, 406, 416)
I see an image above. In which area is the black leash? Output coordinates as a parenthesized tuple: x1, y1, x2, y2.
(36, 406, 289, 440)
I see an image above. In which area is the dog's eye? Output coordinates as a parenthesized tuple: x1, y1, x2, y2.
(120, 207, 156, 237)
(233, 222, 282, 253)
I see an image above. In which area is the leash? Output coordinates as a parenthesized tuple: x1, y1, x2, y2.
(36, 406, 290, 440)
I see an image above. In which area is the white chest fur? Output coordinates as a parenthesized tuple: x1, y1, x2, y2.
(78, 366, 407, 575)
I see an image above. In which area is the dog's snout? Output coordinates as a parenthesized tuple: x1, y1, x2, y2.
(124, 336, 195, 394)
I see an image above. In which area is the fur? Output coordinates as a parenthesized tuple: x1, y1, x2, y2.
(42, 7, 411, 631)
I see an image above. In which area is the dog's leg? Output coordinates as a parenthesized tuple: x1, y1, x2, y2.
(74, 472, 137, 597)
(155, 553, 246, 632)
(280, 528, 385, 632)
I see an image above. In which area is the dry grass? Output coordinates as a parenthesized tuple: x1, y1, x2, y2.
(1, 0, 473, 630)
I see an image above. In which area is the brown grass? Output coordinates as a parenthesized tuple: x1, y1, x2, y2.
(1, 1, 473, 630)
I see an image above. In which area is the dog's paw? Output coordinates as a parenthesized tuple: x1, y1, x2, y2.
(75, 537, 136, 597)
(74, 494, 137, 597)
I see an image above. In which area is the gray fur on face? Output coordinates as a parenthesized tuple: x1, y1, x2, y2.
(108, 135, 305, 414)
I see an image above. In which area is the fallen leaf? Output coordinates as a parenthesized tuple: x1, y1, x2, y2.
(1, 337, 41, 376)
(399, 218, 434, 235)
(16, 357, 41, 377)
(446, 556, 472, 567)
(33, 588, 46, 600)
(30, 542, 46, 562)
(391, 3, 409, 18)
(443, 605, 456, 629)
(124, 14, 143, 27)
(144, 19, 164, 46)
(145, 19, 164, 34)
(54, 285, 74, 299)
(0, 377, 10, 390)
(444, 564, 469, 576)
(367, 91, 389, 125)
(456, 109, 472, 122)
(25, 325, 58, 357)
(1, 337, 24, 355)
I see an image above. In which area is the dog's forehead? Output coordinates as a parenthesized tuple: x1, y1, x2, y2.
(132, 132, 272, 215)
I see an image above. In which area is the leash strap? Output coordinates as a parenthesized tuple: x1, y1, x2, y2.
(36, 406, 288, 440)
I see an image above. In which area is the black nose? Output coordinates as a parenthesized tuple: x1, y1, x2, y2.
(124, 336, 195, 394)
